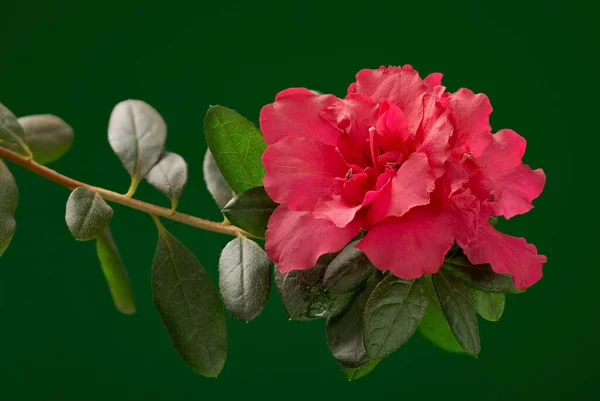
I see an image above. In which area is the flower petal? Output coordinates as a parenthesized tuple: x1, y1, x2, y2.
(424, 72, 443, 91)
(415, 94, 454, 173)
(448, 88, 493, 158)
(357, 206, 455, 279)
(462, 223, 546, 289)
(476, 129, 546, 219)
(366, 152, 435, 224)
(262, 136, 348, 211)
(320, 93, 378, 141)
(349, 65, 427, 133)
(259, 88, 341, 146)
(266, 206, 361, 273)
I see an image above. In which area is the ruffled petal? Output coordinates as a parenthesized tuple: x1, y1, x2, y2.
(266, 206, 361, 273)
(349, 65, 427, 133)
(366, 152, 435, 224)
(375, 100, 411, 156)
(462, 223, 546, 289)
(320, 93, 378, 141)
(262, 136, 348, 211)
(424, 72, 443, 91)
(357, 205, 455, 279)
(313, 184, 383, 228)
(415, 93, 454, 174)
(475, 129, 546, 219)
(259, 88, 341, 146)
(448, 88, 493, 158)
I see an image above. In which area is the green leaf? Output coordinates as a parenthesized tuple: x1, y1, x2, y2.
(65, 187, 113, 241)
(340, 358, 381, 381)
(145, 152, 188, 211)
(470, 288, 505, 322)
(419, 276, 464, 353)
(222, 186, 277, 238)
(419, 302, 465, 354)
(151, 220, 227, 377)
(363, 276, 428, 359)
(96, 227, 136, 315)
(204, 106, 266, 194)
(432, 269, 480, 357)
(0, 102, 31, 157)
(203, 149, 234, 209)
(444, 255, 520, 293)
(219, 236, 271, 322)
(323, 241, 375, 294)
(274, 254, 350, 320)
(108, 100, 167, 192)
(17, 114, 73, 164)
(326, 274, 380, 367)
(0, 159, 18, 257)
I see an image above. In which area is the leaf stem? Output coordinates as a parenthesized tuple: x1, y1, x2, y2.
(0, 146, 257, 238)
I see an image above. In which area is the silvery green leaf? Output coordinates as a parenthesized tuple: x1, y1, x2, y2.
(152, 223, 227, 377)
(108, 100, 167, 181)
(203, 149, 234, 208)
(218, 236, 271, 322)
(65, 187, 114, 241)
(0, 159, 18, 257)
(17, 114, 74, 164)
(0, 102, 30, 156)
(145, 152, 188, 209)
(96, 227, 136, 315)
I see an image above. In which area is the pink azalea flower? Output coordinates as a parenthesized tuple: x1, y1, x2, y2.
(260, 65, 546, 290)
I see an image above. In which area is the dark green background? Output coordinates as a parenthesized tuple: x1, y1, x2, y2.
(0, 0, 594, 400)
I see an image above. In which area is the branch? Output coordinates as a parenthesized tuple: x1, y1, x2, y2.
(0, 146, 257, 238)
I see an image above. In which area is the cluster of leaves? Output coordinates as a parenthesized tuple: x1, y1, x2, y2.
(269, 241, 517, 380)
(1, 99, 522, 381)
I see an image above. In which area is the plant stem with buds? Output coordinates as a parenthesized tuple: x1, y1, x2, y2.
(0, 146, 257, 238)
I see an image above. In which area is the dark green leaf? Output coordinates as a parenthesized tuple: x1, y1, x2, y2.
(146, 152, 188, 210)
(222, 186, 277, 238)
(203, 149, 234, 208)
(96, 227, 136, 315)
(419, 276, 464, 353)
(363, 276, 428, 359)
(17, 114, 73, 164)
(323, 241, 374, 293)
(274, 254, 350, 320)
(152, 222, 227, 377)
(65, 187, 113, 241)
(444, 255, 520, 293)
(470, 288, 505, 321)
(204, 106, 266, 194)
(108, 100, 167, 184)
(0, 102, 30, 156)
(419, 302, 464, 353)
(326, 274, 380, 367)
(0, 159, 18, 257)
(340, 359, 381, 381)
(219, 236, 271, 322)
(432, 269, 480, 357)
